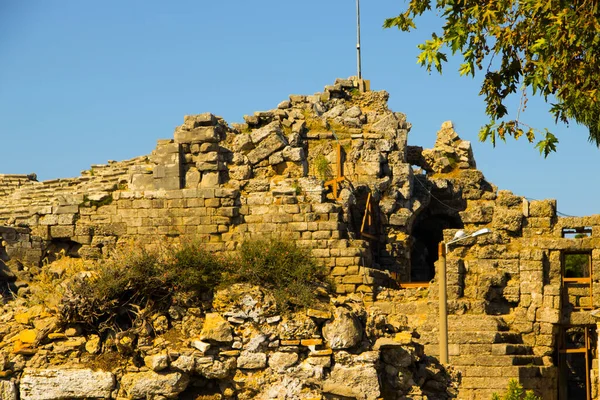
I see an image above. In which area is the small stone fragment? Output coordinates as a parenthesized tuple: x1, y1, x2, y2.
(200, 313, 233, 343)
(237, 351, 267, 369)
(144, 353, 169, 372)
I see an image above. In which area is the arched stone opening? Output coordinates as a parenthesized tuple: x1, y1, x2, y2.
(410, 213, 463, 282)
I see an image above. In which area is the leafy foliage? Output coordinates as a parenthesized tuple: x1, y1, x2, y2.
(385, 0, 600, 156)
(564, 252, 590, 278)
(314, 154, 333, 181)
(226, 238, 332, 313)
(491, 379, 541, 400)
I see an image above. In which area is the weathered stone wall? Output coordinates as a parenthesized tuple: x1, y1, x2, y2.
(0, 78, 414, 296)
(0, 175, 37, 198)
(1, 78, 600, 399)
(392, 128, 600, 399)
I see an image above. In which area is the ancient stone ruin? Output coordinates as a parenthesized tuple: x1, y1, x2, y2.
(0, 78, 599, 399)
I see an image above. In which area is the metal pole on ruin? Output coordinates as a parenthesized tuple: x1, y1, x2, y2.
(440, 228, 491, 365)
(356, 0, 362, 80)
(438, 243, 449, 365)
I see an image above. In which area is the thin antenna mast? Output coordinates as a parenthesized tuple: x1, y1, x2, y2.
(356, 0, 362, 79)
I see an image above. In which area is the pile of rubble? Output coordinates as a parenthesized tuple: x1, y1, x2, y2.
(0, 257, 457, 400)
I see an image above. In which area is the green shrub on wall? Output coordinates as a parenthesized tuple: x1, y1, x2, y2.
(60, 243, 225, 332)
(60, 238, 331, 332)
(314, 154, 333, 181)
(492, 380, 540, 400)
(226, 238, 332, 312)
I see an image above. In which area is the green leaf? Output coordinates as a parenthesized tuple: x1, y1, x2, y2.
(459, 62, 473, 76)
(535, 130, 559, 157)
(526, 128, 535, 143)
(384, 0, 600, 153)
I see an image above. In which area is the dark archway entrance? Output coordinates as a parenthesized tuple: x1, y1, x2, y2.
(410, 214, 463, 282)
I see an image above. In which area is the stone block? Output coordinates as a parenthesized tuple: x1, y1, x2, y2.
(153, 165, 166, 178)
(50, 225, 74, 239)
(525, 217, 552, 229)
(237, 351, 267, 369)
(217, 207, 238, 217)
(55, 205, 79, 214)
(175, 126, 219, 144)
(20, 368, 115, 400)
(57, 214, 76, 225)
(535, 307, 559, 323)
(268, 352, 298, 372)
(154, 176, 180, 190)
(120, 371, 189, 399)
(323, 365, 380, 400)
(492, 207, 523, 232)
(459, 204, 494, 224)
(229, 165, 251, 180)
(342, 275, 364, 284)
(356, 161, 381, 177)
(183, 113, 216, 128)
(529, 199, 556, 217)
(289, 94, 306, 103)
(250, 121, 281, 144)
(246, 134, 287, 165)
(289, 222, 308, 231)
(205, 198, 220, 207)
(144, 353, 169, 372)
(0, 381, 17, 400)
(282, 146, 305, 162)
(312, 231, 331, 239)
(268, 151, 284, 165)
(336, 257, 356, 267)
(331, 266, 347, 276)
(233, 133, 254, 154)
(200, 172, 221, 188)
(200, 313, 232, 343)
(535, 334, 554, 347)
(39, 215, 59, 226)
(196, 161, 220, 172)
(196, 152, 219, 163)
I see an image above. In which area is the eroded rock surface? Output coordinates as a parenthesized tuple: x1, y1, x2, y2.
(19, 368, 115, 400)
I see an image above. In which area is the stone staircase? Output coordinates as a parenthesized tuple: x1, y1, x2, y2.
(418, 314, 557, 400)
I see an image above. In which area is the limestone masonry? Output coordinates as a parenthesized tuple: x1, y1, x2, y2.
(1, 78, 599, 399)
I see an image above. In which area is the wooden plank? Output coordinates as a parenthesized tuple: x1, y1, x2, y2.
(559, 348, 588, 354)
(585, 328, 590, 400)
(563, 278, 592, 283)
(399, 282, 430, 289)
(324, 177, 345, 185)
(324, 144, 345, 200)
(360, 192, 372, 234)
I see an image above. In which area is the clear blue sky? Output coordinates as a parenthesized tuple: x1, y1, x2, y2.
(1, 1, 598, 216)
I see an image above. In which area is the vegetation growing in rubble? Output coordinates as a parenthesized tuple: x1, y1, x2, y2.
(60, 243, 223, 333)
(59, 238, 330, 332)
(491, 379, 540, 400)
(314, 154, 333, 181)
(225, 238, 332, 313)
